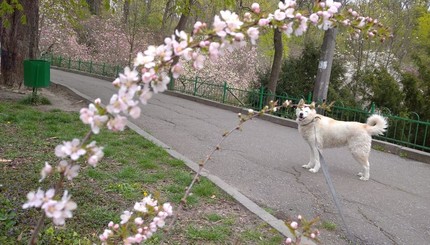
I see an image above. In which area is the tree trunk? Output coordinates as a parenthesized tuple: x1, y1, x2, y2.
(313, 28, 337, 104)
(313, 0, 340, 104)
(267, 28, 283, 103)
(0, 0, 39, 89)
(161, 0, 174, 36)
(170, 0, 195, 65)
(86, 0, 101, 15)
(123, 0, 130, 24)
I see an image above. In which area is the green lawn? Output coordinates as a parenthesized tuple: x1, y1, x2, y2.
(0, 101, 284, 244)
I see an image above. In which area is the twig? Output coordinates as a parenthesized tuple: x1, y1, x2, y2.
(166, 100, 291, 233)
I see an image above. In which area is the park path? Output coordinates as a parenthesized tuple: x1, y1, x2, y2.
(51, 69, 430, 245)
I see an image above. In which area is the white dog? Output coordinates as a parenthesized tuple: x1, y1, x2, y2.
(295, 99, 388, 180)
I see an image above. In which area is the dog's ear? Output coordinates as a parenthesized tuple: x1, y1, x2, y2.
(297, 99, 305, 108)
(309, 102, 316, 109)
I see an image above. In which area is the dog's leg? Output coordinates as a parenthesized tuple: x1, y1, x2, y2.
(309, 146, 320, 173)
(302, 143, 315, 169)
(351, 151, 370, 181)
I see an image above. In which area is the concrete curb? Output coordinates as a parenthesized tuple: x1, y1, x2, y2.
(51, 81, 313, 243)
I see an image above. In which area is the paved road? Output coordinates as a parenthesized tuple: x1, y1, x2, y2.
(51, 69, 430, 244)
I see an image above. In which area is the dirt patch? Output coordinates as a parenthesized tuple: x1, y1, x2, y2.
(0, 84, 88, 112)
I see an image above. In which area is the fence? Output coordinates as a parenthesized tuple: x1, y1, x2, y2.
(42, 54, 430, 153)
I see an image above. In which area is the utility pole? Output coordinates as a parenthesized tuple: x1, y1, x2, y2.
(313, 0, 340, 103)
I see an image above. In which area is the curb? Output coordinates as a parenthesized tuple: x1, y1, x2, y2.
(51, 81, 313, 243)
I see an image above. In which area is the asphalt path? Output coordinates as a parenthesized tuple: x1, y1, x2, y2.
(51, 69, 430, 244)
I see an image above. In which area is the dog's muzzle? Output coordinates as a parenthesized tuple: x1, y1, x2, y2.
(298, 113, 305, 121)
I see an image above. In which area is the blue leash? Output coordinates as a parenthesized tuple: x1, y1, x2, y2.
(311, 120, 355, 242)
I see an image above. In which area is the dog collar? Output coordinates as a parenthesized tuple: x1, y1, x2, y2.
(300, 116, 321, 126)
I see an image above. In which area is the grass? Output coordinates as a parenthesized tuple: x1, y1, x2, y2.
(19, 93, 52, 105)
(0, 101, 284, 244)
(321, 220, 337, 231)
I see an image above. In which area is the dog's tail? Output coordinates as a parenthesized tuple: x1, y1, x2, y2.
(366, 114, 388, 136)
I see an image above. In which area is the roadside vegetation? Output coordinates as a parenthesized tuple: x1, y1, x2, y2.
(0, 101, 284, 244)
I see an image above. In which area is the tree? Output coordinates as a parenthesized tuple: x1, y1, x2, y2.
(267, 28, 283, 99)
(1, 0, 39, 89)
(360, 68, 404, 114)
(86, 0, 101, 15)
(313, 27, 337, 103)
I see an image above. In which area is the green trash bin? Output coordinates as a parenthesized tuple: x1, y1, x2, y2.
(24, 60, 50, 88)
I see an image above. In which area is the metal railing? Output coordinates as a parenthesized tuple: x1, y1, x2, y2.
(42, 54, 430, 152)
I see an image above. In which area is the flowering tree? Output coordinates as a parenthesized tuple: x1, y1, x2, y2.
(23, 1, 388, 244)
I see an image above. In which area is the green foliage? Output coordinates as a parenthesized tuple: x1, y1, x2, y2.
(0, 0, 24, 27)
(359, 68, 404, 114)
(186, 224, 231, 241)
(18, 94, 51, 105)
(321, 220, 336, 231)
(0, 197, 17, 236)
(40, 0, 90, 30)
(39, 226, 92, 245)
(258, 28, 290, 58)
(401, 73, 425, 116)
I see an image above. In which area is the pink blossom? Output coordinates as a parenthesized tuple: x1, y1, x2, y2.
(328, 6, 338, 14)
(23, 188, 46, 209)
(243, 12, 252, 22)
(135, 202, 148, 214)
(162, 203, 173, 216)
(57, 160, 80, 180)
(290, 221, 298, 229)
(120, 210, 133, 224)
(55, 139, 86, 161)
(309, 13, 319, 24)
(152, 217, 165, 228)
(64, 164, 80, 181)
(258, 18, 270, 26)
(134, 51, 154, 68)
(119, 67, 139, 87)
(278, 1, 289, 10)
(141, 68, 156, 84)
(274, 9, 286, 21)
(221, 9, 243, 33)
(99, 229, 113, 242)
(135, 217, 144, 225)
(213, 15, 227, 37)
(282, 22, 294, 36)
(193, 21, 204, 34)
(251, 3, 260, 13)
(39, 162, 53, 182)
(175, 30, 189, 42)
(247, 27, 259, 45)
(209, 42, 221, 61)
(107, 115, 127, 131)
(295, 17, 308, 36)
(192, 52, 206, 70)
(285, 237, 292, 244)
(171, 63, 184, 79)
(151, 72, 170, 93)
(42, 190, 77, 226)
(285, 8, 295, 18)
(156, 44, 173, 62)
(139, 85, 153, 105)
(129, 105, 141, 119)
(80, 103, 108, 134)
